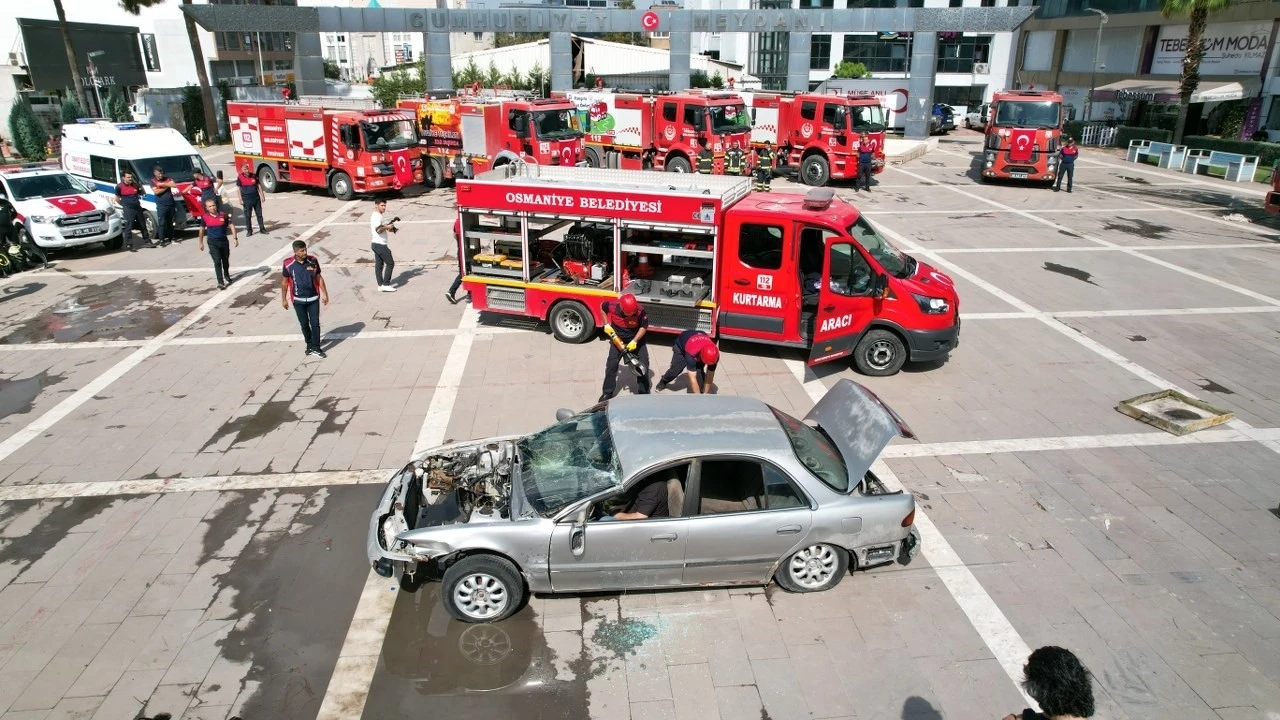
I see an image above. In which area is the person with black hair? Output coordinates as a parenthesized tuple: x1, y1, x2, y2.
(1003, 646, 1096, 720)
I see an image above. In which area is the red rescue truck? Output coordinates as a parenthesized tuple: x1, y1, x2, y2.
(453, 165, 960, 375)
(735, 91, 889, 186)
(1267, 162, 1280, 214)
(552, 90, 751, 174)
(397, 88, 585, 188)
(981, 90, 1065, 185)
(227, 101, 423, 200)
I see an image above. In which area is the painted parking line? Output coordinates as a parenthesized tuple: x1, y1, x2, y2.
(780, 353, 1039, 710)
(18, 261, 456, 278)
(0, 469, 391, 501)
(891, 164, 1280, 308)
(314, 306, 480, 720)
(0, 200, 359, 466)
(882, 426, 1280, 459)
(861, 207, 1169, 215)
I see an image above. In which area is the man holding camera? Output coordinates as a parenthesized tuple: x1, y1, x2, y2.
(370, 199, 398, 292)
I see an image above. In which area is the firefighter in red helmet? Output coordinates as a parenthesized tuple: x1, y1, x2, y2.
(657, 330, 720, 394)
(599, 293, 651, 402)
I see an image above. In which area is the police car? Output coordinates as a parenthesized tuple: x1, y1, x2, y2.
(0, 164, 123, 250)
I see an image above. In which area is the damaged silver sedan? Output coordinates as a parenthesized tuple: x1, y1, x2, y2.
(368, 379, 921, 623)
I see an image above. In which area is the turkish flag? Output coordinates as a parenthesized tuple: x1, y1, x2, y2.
(1009, 129, 1036, 162)
(392, 153, 414, 188)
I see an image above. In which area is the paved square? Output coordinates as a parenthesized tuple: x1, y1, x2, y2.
(0, 137, 1277, 720)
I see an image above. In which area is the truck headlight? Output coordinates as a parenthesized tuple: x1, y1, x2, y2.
(912, 294, 950, 315)
(27, 215, 53, 224)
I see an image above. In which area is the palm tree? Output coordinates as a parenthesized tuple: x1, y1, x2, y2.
(53, 0, 92, 116)
(1160, 0, 1234, 143)
(120, 0, 217, 140)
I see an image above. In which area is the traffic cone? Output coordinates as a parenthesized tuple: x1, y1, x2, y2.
(634, 254, 654, 278)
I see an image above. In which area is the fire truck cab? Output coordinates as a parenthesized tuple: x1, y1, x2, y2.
(737, 91, 888, 186)
(981, 90, 1065, 185)
(455, 164, 960, 375)
(399, 88, 585, 188)
(554, 90, 751, 174)
(228, 101, 422, 200)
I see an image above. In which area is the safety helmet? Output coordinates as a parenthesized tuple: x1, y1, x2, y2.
(619, 293, 639, 316)
(700, 344, 720, 365)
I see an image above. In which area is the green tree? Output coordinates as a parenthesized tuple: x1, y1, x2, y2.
(106, 86, 129, 122)
(54, 0, 93, 119)
(833, 61, 870, 79)
(370, 68, 424, 108)
(527, 62, 549, 95)
(1160, 0, 1234, 143)
(121, 0, 218, 146)
(484, 61, 503, 89)
(458, 58, 484, 87)
(60, 93, 86, 125)
(181, 83, 205, 140)
(324, 59, 341, 80)
(8, 100, 48, 161)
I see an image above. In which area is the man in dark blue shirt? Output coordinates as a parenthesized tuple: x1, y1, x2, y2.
(856, 134, 875, 192)
(236, 164, 266, 236)
(151, 165, 177, 247)
(282, 240, 330, 358)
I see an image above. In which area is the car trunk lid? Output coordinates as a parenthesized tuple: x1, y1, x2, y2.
(803, 379, 915, 485)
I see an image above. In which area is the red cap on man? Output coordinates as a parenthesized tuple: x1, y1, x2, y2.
(700, 345, 720, 366)
(619, 293, 639, 316)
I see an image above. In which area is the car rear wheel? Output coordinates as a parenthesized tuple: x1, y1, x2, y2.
(329, 171, 355, 201)
(776, 543, 849, 593)
(441, 555, 525, 623)
(258, 165, 279, 193)
(549, 300, 595, 344)
(853, 328, 907, 376)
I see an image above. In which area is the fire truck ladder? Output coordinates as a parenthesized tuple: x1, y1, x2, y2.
(476, 162, 753, 210)
(297, 95, 382, 110)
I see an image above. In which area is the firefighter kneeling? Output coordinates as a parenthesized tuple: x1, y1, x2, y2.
(753, 141, 775, 192)
(600, 294, 651, 402)
(657, 330, 720, 394)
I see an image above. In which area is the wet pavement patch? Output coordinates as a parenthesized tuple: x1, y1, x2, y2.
(1043, 262, 1099, 285)
(231, 277, 279, 309)
(0, 497, 115, 580)
(0, 369, 68, 420)
(0, 277, 192, 343)
(1102, 217, 1173, 240)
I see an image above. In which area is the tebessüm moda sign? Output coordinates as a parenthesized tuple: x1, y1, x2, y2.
(1151, 21, 1270, 76)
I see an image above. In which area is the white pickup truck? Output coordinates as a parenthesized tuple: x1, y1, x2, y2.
(963, 103, 990, 130)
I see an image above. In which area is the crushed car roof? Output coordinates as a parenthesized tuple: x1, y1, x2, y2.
(605, 394, 794, 475)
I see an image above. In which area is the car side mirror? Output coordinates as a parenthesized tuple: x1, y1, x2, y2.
(872, 273, 889, 299)
(555, 408, 574, 422)
(570, 506, 588, 557)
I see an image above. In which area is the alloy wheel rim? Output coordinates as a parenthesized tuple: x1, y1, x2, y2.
(454, 572, 510, 620)
(788, 545, 837, 588)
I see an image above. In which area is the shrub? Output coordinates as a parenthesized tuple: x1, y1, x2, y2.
(60, 94, 86, 125)
(1062, 120, 1084, 142)
(1115, 125, 1172, 146)
(106, 87, 129, 122)
(1182, 135, 1280, 167)
(181, 84, 205, 141)
(7, 100, 47, 161)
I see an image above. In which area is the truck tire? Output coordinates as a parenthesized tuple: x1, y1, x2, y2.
(549, 300, 595, 344)
(853, 328, 907, 377)
(800, 155, 830, 187)
(426, 157, 445, 189)
(584, 147, 602, 168)
(665, 155, 691, 173)
(257, 165, 279, 193)
(329, 171, 355, 201)
(143, 210, 157, 241)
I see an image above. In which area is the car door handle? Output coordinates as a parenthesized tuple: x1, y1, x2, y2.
(651, 533, 678, 542)
(822, 305, 835, 312)
(734, 278, 750, 286)
(776, 525, 802, 535)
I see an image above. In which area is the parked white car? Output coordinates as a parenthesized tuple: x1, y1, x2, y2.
(0, 165, 122, 250)
(964, 103, 990, 129)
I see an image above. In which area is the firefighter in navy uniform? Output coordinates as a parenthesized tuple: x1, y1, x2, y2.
(856, 133, 876, 192)
(599, 293, 651, 402)
(724, 141, 744, 178)
(696, 143, 715, 175)
(753, 141, 775, 191)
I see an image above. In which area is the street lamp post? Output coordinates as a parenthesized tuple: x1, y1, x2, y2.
(87, 51, 106, 118)
(1085, 8, 1108, 124)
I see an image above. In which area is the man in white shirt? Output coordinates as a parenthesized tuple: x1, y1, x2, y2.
(370, 199, 398, 292)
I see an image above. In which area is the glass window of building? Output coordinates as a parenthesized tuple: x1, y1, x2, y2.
(811, 35, 832, 70)
(936, 35, 992, 73)
(842, 35, 909, 74)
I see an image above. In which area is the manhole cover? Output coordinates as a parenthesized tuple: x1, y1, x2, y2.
(1117, 389, 1234, 436)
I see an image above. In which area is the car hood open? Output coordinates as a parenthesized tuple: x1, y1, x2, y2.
(804, 379, 915, 484)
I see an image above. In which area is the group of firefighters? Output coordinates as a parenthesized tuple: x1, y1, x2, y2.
(695, 133, 879, 192)
(598, 293, 720, 403)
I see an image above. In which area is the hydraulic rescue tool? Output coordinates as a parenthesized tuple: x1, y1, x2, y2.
(603, 325, 647, 377)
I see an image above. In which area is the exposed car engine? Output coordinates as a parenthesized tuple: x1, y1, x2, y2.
(418, 441, 513, 520)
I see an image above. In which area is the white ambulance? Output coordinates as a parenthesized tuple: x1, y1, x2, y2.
(60, 120, 214, 238)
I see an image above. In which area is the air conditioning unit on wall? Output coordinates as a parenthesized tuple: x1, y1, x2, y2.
(973, 63, 990, 74)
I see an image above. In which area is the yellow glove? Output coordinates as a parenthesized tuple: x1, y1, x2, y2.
(603, 325, 617, 338)
(626, 340, 638, 352)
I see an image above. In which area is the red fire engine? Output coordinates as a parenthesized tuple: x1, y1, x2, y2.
(397, 87, 585, 188)
(736, 91, 889, 186)
(550, 89, 752, 174)
(1267, 162, 1280, 214)
(981, 90, 1065, 185)
(453, 165, 960, 376)
(227, 102, 423, 200)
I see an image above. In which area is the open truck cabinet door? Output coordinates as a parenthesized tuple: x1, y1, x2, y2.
(807, 236, 881, 366)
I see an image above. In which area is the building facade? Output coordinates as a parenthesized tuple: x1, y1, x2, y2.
(1015, 0, 1280, 138)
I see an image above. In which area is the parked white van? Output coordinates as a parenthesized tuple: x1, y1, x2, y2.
(60, 120, 213, 238)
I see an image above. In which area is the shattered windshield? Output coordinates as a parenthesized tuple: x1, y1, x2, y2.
(532, 110, 582, 140)
(710, 103, 750, 132)
(993, 101, 1061, 129)
(361, 119, 416, 150)
(850, 104, 886, 133)
(517, 408, 622, 516)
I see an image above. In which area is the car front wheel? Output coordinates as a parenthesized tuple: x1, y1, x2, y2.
(776, 543, 849, 593)
(441, 554, 525, 623)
